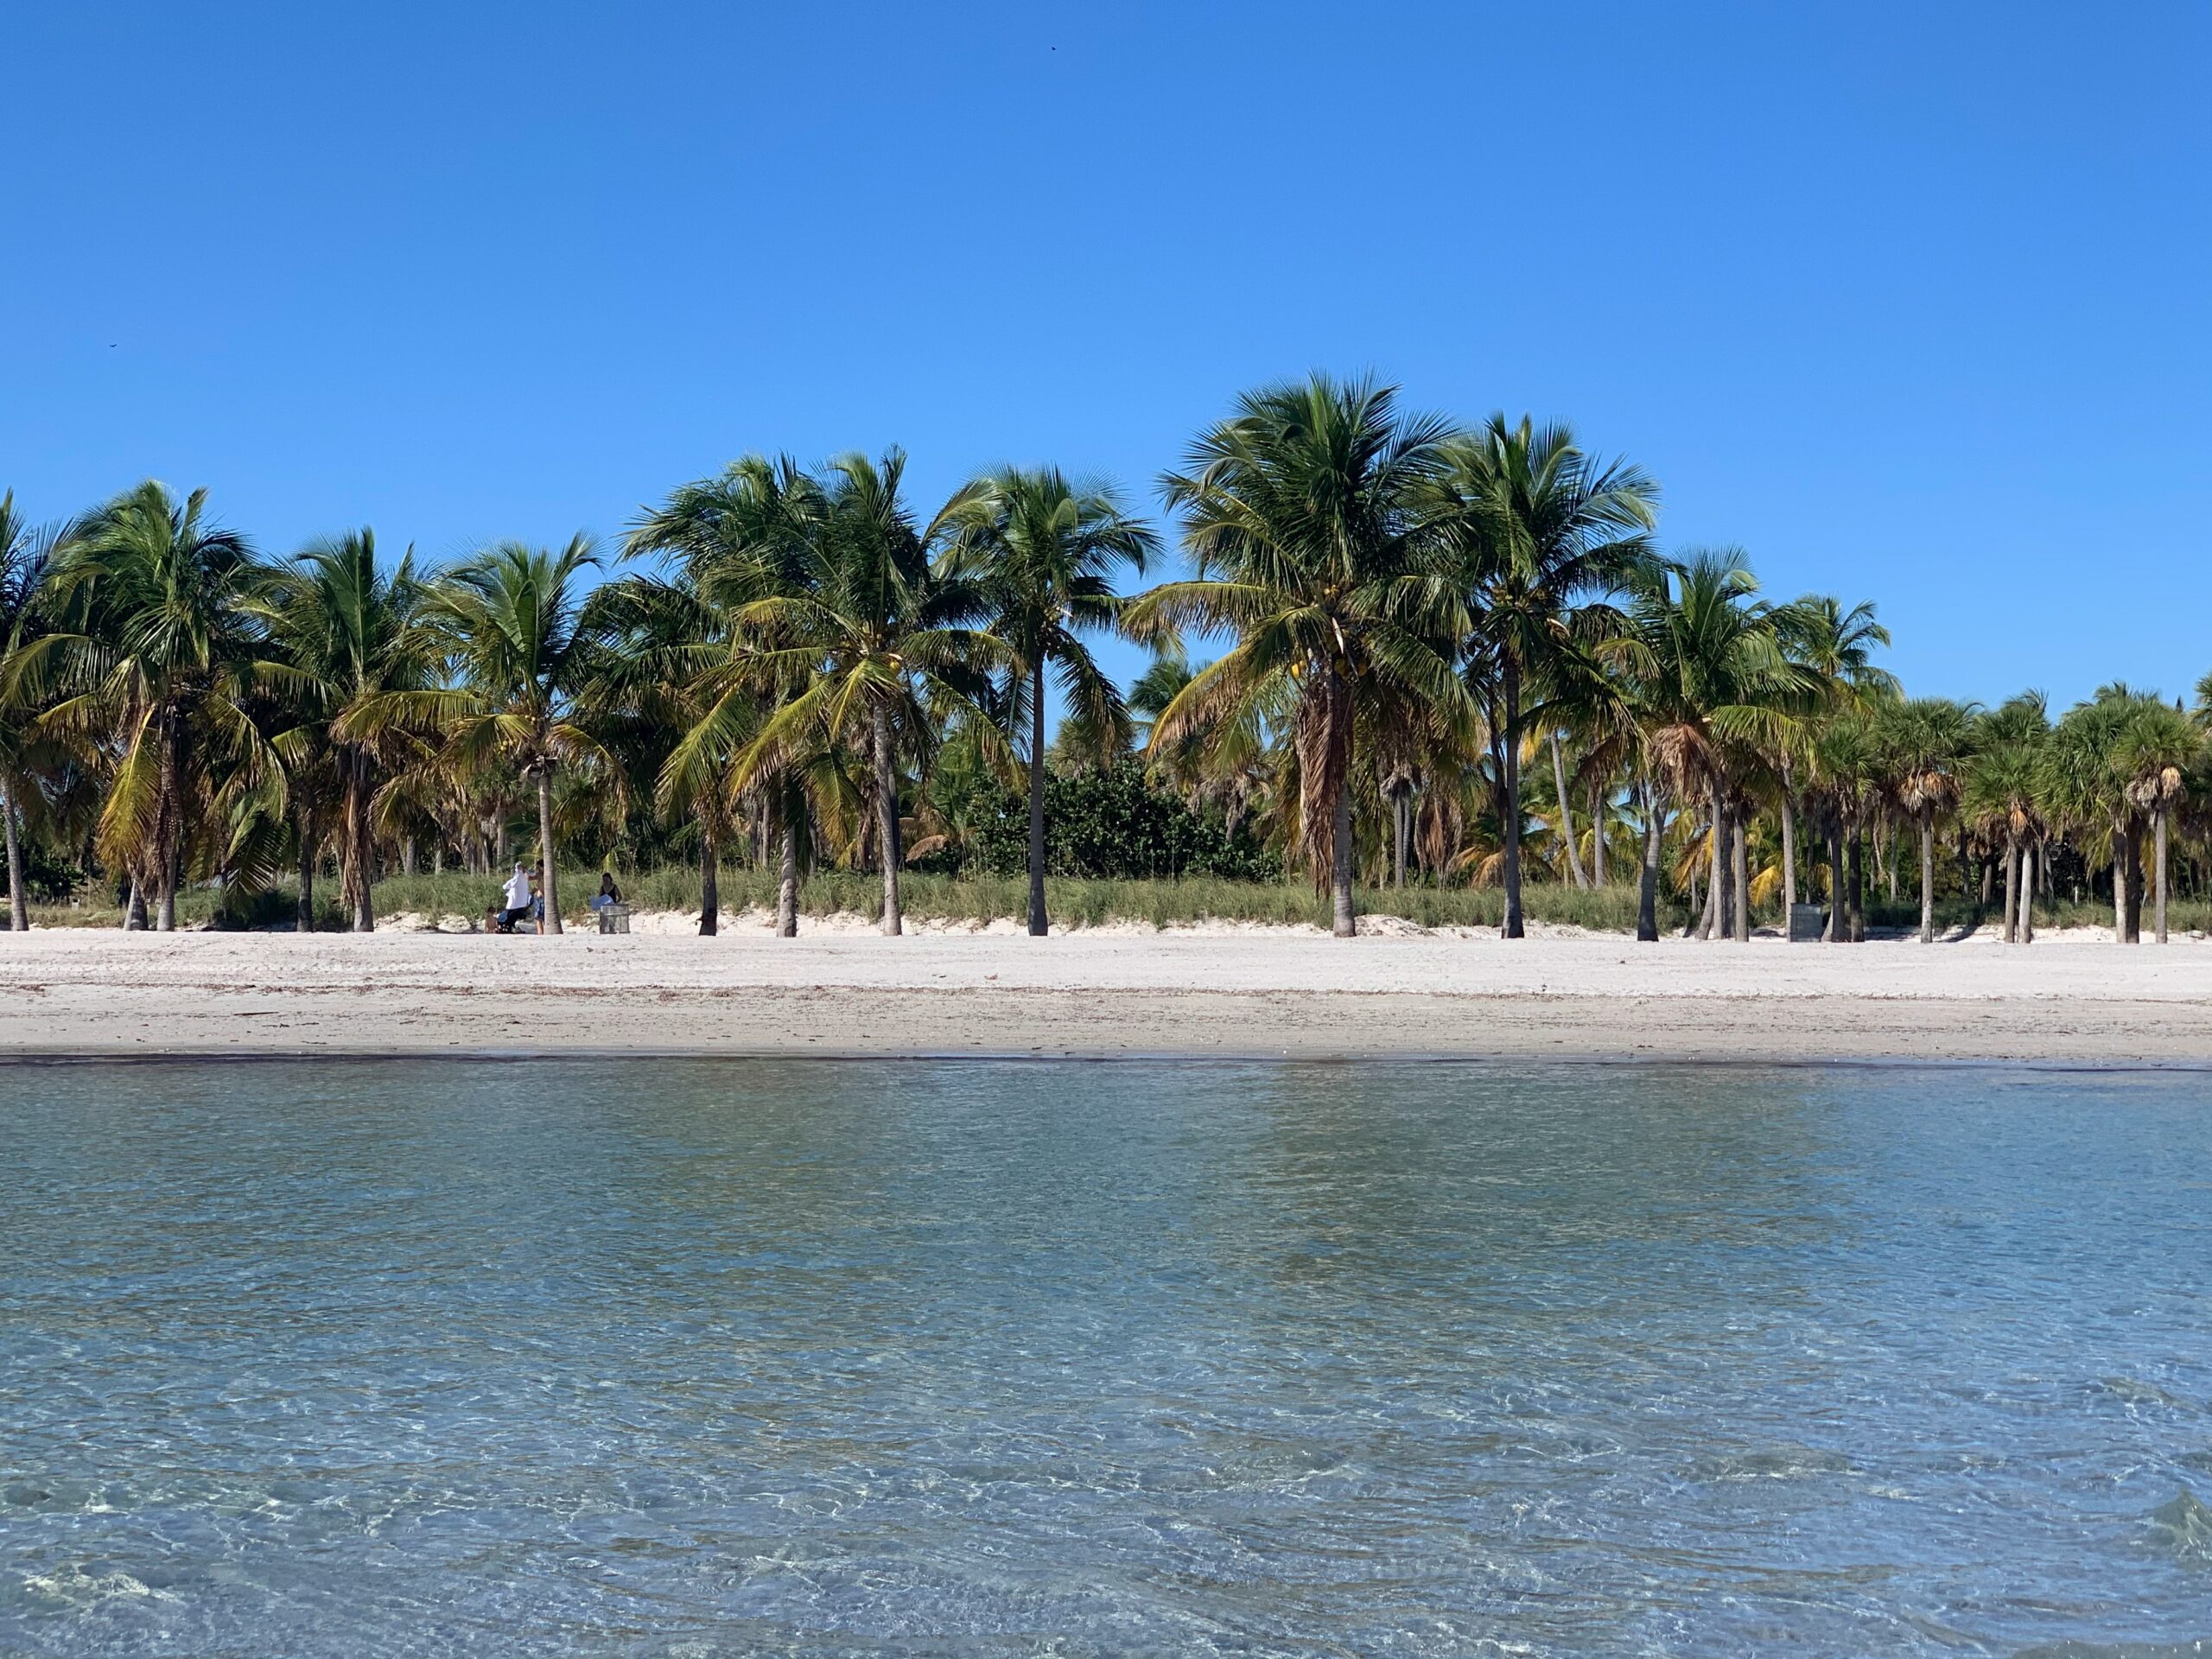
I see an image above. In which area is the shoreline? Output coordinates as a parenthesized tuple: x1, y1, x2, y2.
(10, 1045, 2212, 1072)
(4, 923, 2210, 1065)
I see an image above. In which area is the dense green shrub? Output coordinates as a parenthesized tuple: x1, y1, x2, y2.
(963, 761, 1274, 881)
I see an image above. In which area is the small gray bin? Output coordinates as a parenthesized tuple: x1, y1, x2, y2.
(595, 904, 632, 935)
(1787, 903, 1825, 942)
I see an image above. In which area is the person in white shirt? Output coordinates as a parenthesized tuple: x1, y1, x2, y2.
(499, 863, 532, 932)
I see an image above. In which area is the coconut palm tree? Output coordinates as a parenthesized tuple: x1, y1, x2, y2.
(252, 530, 439, 931)
(578, 570, 741, 932)
(1771, 595, 1894, 928)
(1610, 550, 1815, 944)
(348, 536, 613, 934)
(942, 467, 1157, 936)
(622, 455, 833, 934)
(1875, 697, 1975, 944)
(0, 493, 60, 930)
(720, 450, 1004, 937)
(29, 483, 283, 930)
(1129, 645, 1199, 790)
(1128, 373, 1466, 938)
(1425, 416, 1658, 938)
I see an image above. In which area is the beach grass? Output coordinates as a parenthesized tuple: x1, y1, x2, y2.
(19, 868, 2196, 937)
(21, 868, 1684, 933)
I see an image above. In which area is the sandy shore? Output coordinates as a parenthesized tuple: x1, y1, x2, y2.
(3, 912, 2211, 1064)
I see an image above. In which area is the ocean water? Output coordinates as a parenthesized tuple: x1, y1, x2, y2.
(1, 1058, 2208, 1657)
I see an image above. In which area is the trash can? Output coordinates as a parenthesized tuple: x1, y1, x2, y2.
(596, 904, 632, 936)
(1787, 903, 1825, 942)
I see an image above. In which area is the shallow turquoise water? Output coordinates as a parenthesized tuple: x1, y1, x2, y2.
(1, 1058, 2208, 1656)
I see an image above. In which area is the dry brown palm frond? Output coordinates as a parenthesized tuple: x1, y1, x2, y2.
(1645, 721, 1712, 801)
(1448, 844, 1506, 887)
(1417, 783, 1465, 875)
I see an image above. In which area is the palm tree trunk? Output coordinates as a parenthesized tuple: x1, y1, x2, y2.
(1705, 782, 1728, 941)
(2126, 830, 2145, 944)
(1847, 819, 1866, 943)
(873, 702, 902, 937)
(346, 759, 373, 932)
(777, 821, 798, 938)
(1725, 814, 1743, 942)
(1027, 657, 1048, 937)
(536, 767, 562, 935)
(1825, 810, 1844, 942)
(2019, 843, 2036, 944)
(155, 711, 181, 932)
(1551, 731, 1586, 889)
(125, 871, 146, 931)
(359, 785, 377, 930)
(2003, 836, 2020, 944)
(2110, 819, 2129, 942)
(1918, 808, 1936, 944)
(1501, 665, 1524, 938)
(1590, 782, 1607, 887)
(699, 819, 719, 937)
(1780, 781, 1797, 931)
(1331, 769, 1356, 938)
(1393, 794, 1408, 890)
(296, 804, 316, 933)
(1636, 779, 1662, 943)
(2150, 809, 2167, 942)
(3, 782, 25, 933)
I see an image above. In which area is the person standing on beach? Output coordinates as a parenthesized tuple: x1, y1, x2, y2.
(500, 862, 531, 933)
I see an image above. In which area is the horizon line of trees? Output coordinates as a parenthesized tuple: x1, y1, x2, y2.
(1, 372, 2203, 944)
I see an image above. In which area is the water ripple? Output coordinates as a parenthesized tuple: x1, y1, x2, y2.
(0, 1058, 2206, 1655)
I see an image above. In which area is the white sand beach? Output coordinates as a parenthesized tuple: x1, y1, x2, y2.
(4, 916, 2210, 1064)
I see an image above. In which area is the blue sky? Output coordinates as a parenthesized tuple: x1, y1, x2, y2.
(4, 3, 2207, 710)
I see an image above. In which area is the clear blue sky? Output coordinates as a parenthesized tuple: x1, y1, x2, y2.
(5, 2, 2207, 710)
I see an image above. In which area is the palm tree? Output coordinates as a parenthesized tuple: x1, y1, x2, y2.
(1425, 416, 1658, 938)
(1772, 596, 1894, 929)
(943, 467, 1156, 935)
(30, 483, 281, 930)
(253, 530, 438, 931)
(350, 537, 612, 935)
(1875, 697, 1974, 944)
(721, 451, 1003, 937)
(582, 572, 741, 933)
(1128, 373, 1465, 938)
(2114, 697, 2196, 944)
(1129, 645, 1198, 788)
(623, 456, 833, 935)
(0, 493, 60, 930)
(1811, 709, 1885, 942)
(2044, 688, 2145, 943)
(1611, 551, 1814, 944)
(1962, 694, 2048, 944)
